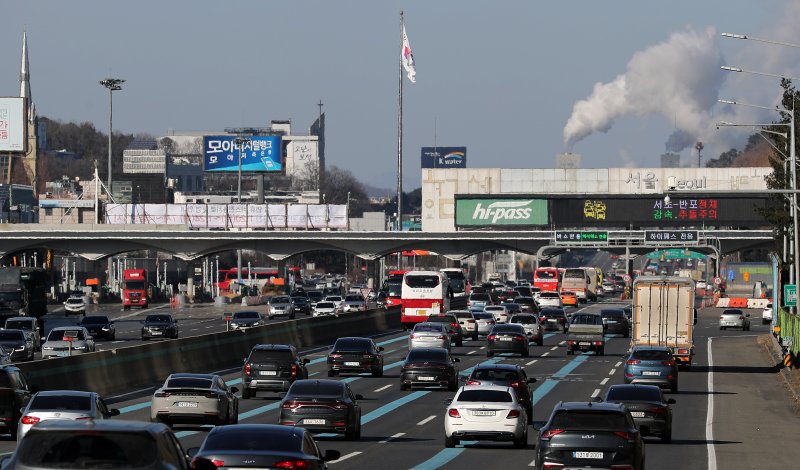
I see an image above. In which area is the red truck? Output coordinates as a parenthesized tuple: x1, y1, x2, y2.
(123, 269, 148, 310)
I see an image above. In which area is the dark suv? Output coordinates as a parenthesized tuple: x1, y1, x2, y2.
(534, 402, 645, 470)
(141, 314, 179, 340)
(426, 313, 464, 346)
(0, 365, 36, 438)
(241, 344, 309, 399)
(600, 308, 630, 337)
(465, 363, 536, 423)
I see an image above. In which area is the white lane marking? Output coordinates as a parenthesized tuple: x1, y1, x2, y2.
(479, 346, 486, 350)
(615, 361, 622, 367)
(374, 384, 392, 393)
(528, 457, 537, 466)
(541, 352, 550, 357)
(190, 328, 199, 331)
(591, 388, 601, 398)
(526, 359, 538, 366)
(609, 369, 616, 375)
(112, 341, 124, 344)
(707, 337, 717, 470)
(559, 341, 566, 345)
(550, 346, 558, 351)
(600, 377, 609, 385)
(204, 326, 212, 329)
(467, 350, 476, 355)
(417, 415, 436, 426)
(379, 432, 405, 444)
(329, 451, 362, 464)
(114, 304, 169, 320)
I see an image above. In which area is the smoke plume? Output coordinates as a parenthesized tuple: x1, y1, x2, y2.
(563, 27, 724, 150)
(664, 129, 696, 152)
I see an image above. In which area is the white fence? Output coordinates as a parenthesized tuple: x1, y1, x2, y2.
(105, 204, 348, 230)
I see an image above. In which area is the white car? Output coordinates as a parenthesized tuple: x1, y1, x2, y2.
(313, 301, 340, 317)
(63, 297, 86, 316)
(324, 295, 345, 310)
(484, 305, 510, 324)
(537, 291, 563, 308)
(763, 303, 773, 324)
(409, 322, 450, 351)
(601, 282, 615, 294)
(342, 294, 367, 312)
(696, 280, 707, 290)
(18, 390, 119, 441)
(444, 384, 528, 448)
(41, 326, 96, 358)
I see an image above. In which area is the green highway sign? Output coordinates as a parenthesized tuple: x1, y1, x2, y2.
(555, 231, 608, 243)
(455, 198, 548, 227)
(646, 249, 706, 260)
(785, 284, 797, 308)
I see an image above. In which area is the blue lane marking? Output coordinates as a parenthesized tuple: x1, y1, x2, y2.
(362, 390, 430, 424)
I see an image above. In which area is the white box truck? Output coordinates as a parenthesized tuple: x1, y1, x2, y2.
(632, 276, 696, 368)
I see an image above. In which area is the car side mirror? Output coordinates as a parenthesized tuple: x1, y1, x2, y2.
(323, 449, 341, 462)
(459, 376, 467, 382)
(639, 425, 651, 435)
(591, 396, 603, 403)
(745, 313, 751, 317)
(528, 377, 537, 384)
(302, 358, 310, 365)
(109, 409, 120, 417)
(355, 394, 364, 400)
(453, 357, 460, 363)
(230, 387, 239, 394)
(532, 420, 547, 431)
(378, 346, 385, 352)
(667, 398, 676, 405)
(186, 447, 199, 458)
(278, 392, 287, 398)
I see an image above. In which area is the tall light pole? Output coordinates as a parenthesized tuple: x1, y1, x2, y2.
(233, 136, 251, 288)
(99, 78, 124, 194)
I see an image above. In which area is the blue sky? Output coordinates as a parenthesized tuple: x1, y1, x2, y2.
(2, 1, 796, 191)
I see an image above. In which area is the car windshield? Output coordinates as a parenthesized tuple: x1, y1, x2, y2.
(316, 302, 335, 308)
(457, 389, 513, 403)
(631, 349, 672, 361)
(550, 411, 629, 430)
(202, 428, 301, 452)
(333, 338, 371, 352)
(289, 381, 343, 397)
(510, 315, 536, 325)
(80, 316, 109, 325)
(17, 431, 158, 467)
(46, 330, 84, 341)
(412, 323, 444, 332)
(166, 378, 213, 389)
(272, 297, 291, 303)
(0, 331, 25, 340)
(65, 298, 83, 304)
(29, 395, 92, 411)
(606, 386, 662, 402)
(5, 320, 32, 330)
(145, 315, 172, 323)
(407, 349, 448, 362)
(234, 311, 260, 319)
(292, 297, 308, 303)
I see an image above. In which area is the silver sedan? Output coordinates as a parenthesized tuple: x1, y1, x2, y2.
(409, 322, 450, 351)
(41, 326, 95, 359)
(151, 373, 239, 426)
(719, 309, 751, 331)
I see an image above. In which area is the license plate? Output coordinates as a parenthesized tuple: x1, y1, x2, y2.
(344, 361, 361, 366)
(574, 451, 603, 459)
(57, 351, 69, 357)
(176, 402, 198, 408)
(499, 337, 513, 342)
(418, 376, 435, 381)
(579, 342, 590, 346)
(472, 410, 495, 416)
(607, 320, 617, 324)
(418, 310, 428, 316)
(151, 331, 163, 335)
(304, 419, 325, 425)
(259, 370, 277, 376)
(642, 371, 660, 376)
(630, 411, 645, 418)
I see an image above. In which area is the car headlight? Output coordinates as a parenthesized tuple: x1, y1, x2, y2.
(102, 327, 110, 331)
(42, 346, 54, 350)
(14, 346, 25, 351)
(73, 345, 87, 350)
(231, 323, 239, 328)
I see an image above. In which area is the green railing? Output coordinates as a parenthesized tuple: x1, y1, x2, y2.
(779, 308, 800, 355)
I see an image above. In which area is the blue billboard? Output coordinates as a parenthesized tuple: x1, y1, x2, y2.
(203, 135, 282, 172)
(421, 147, 467, 169)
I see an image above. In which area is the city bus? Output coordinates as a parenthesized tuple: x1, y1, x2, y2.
(440, 268, 469, 298)
(220, 267, 280, 292)
(533, 267, 560, 293)
(401, 270, 450, 329)
(561, 268, 590, 303)
(383, 270, 408, 308)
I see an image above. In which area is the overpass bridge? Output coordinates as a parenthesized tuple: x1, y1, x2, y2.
(0, 224, 774, 265)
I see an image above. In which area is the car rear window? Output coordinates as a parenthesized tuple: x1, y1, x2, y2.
(472, 368, 520, 382)
(344, 295, 363, 301)
(473, 313, 493, 320)
(30, 395, 92, 411)
(550, 411, 629, 430)
(723, 309, 744, 315)
(491, 325, 525, 334)
(631, 349, 672, 361)
(510, 315, 536, 324)
(452, 312, 473, 319)
(470, 294, 490, 301)
(426, 315, 456, 323)
(413, 323, 444, 332)
(203, 428, 301, 452)
(601, 310, 624, 318)
(457, 389, 513, 403)
(605, 387, 662, 402)
(166, 378, 212, 389)
(17, 431, 157, 468)
(0, 331, 25, 340)
(540, 292, 559, 298)
(0, 373, 13, 388)
(333, 338, 371, 351)
(407, 349, 448, 362)
(46, 330, 84, 341)
(516, 298, 534, 305)
(250, 350, 294, 363)
(5, 320, 33, 330)
(543, 310, 565, 317)
(289, 381, 343, 396)
(234, 311, 260, 319)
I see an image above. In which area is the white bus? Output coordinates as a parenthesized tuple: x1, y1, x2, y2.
(440, 268, 469, 298)
(401, 271, 450, 329)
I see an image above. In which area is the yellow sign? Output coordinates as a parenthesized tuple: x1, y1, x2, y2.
(583, 200, 607, 220)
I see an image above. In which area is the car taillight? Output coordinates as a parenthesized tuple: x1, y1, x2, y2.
(677, 349, 689, 355)
(154, 392, 169, 398)
(738, 316, 744, 320)
(662, 360, 675, 366)
(282, 400, 301, 410)
(513, 335, 524, 341)
(540, 429, 564, 440)
(567, 340, 576, 345)
(649, 407, 667, 414)
(543, 464, 565, 469)
(509, 380, 523, 388)
(192, 458, 225, 468)
(274, 460, 309, 469)
(450, 323, 459, 327)
(609, 466, 634, 470)
(626, 360, 640, 365)
(438, 335, 447, 340)
(466, 379, 481, 385)
(448, 408, 461, 418)
(487, 335, 497, 341)
(332, 401, 349, 410)
(613, 431, 634, 440)
(329, 353, 342, 358)
(719, 316, 724, 320)
(410, 334, 416, 339)
(593, 341, 603, 346)
(540, 316, 548, 321)
(20, 415, 40, 425)
(244, 363, 251, 376)
(291, 364, 297, 378)
(506, 409, 521, 419)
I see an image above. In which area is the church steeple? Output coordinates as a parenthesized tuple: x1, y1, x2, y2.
(19, 30, 34, 121)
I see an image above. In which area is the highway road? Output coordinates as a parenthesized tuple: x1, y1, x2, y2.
(3, 299, 798, 469)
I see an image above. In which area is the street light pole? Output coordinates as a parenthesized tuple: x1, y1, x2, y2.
(233, 136, 251, 289)
(99, 78, 124, 194)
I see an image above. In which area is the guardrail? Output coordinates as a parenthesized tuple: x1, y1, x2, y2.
(779, 308, 800, 356)
(18, 307, 400, 396)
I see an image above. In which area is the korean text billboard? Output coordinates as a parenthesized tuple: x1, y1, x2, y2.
(0, 97, 25, 152)
(421, 147, 466, 168)
(204, 135, 282, 172)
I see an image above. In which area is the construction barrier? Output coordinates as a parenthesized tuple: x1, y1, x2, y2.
(716, 298, 730, 308)
(714, 297, 769, 308)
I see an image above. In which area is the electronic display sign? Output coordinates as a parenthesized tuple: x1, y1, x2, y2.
(203, 135, 282, 172)
(645, 230, 699, 243)
(455, 198, 548, 227)
(555, 231, 608, 243)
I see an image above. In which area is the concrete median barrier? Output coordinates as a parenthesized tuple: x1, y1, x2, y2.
(17, 307, 401, 396)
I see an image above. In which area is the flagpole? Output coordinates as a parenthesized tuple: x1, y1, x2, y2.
(397, 11, 404, 234)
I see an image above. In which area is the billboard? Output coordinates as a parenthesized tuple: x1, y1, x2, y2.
(203, 135, 282, 172)
(549, 194, 769, 228)
(455, 198, 548, 227)
(0, 97, 26, 152)
(421, 147, 466, 169)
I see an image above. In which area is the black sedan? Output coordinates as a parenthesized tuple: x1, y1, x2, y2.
(189, 424, 341, 470)
(487, 324, 530, 357)
(603, 383, 675, 443)
(279, 379, 363, 440)
(534, 402, 645, 470)
(327, 337, 384, 377)
(400, 347, 460, 391)
(292, 296, 312, 315)
(141, 314, 178, 340)
(229, 310, 264, 330)
(539, 308, 568, 332)
(79, 315, 116, 341)
(0, 329, 34, 361)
